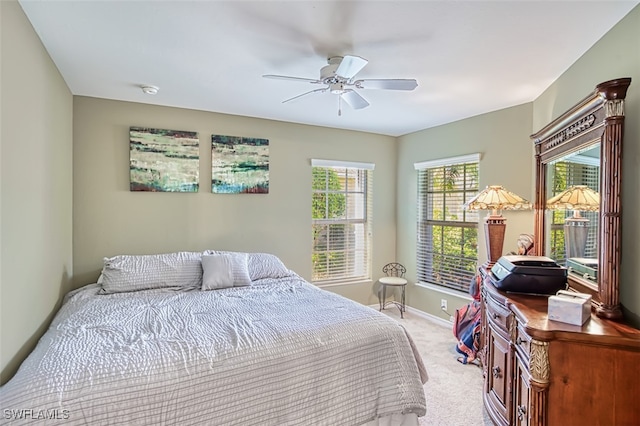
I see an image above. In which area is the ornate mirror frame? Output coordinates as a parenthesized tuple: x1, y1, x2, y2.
(530, 78, 631, 320)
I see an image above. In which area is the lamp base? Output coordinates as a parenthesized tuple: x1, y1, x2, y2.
(485, 215, 506, 268)
(564, 217, 589, 259)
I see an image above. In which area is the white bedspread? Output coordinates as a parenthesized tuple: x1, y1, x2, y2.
(1, 277, 427, 425)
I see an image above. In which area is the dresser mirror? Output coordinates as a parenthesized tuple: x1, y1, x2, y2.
(531, 78, 631, 320)
(545, 143, 600, 288)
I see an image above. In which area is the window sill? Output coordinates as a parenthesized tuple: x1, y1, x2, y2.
(315, 279, 373, 288)
(415, 282, 473, 301)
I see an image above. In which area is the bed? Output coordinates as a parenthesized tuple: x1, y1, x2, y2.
(1, 251, 427, 425)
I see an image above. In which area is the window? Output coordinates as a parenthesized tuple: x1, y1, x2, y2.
(415, 154, 479, 293)
(311, 159, 373, 284)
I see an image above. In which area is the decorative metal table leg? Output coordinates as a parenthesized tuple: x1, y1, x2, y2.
(380, 284, 387, 311)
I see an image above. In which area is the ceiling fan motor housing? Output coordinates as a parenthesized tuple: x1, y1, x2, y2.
(320, 58, 343, 82)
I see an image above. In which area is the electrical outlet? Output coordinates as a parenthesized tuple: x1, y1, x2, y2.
(440, 299, 448, 311)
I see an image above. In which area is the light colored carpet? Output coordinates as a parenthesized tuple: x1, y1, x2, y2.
(380, 307, 493, 426)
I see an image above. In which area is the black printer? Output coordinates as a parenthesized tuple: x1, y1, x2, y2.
(490, 255, 567, 295)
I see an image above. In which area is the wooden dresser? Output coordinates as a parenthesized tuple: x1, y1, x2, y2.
(480, 269, 640, 426)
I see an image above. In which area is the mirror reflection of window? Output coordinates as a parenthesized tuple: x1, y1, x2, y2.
(546, 144, 600, 277)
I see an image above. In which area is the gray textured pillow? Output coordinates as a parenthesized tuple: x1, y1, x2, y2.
(99, 252, 203, 294)
(201, 253, 251, 290)
(247, 252, 295, 280)
(203, 250, 294, 281)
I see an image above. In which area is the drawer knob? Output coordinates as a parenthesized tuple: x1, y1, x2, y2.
(517, 405, 527, 421)
(492, 366, 501, 378)
(516, 337, 526, 345)
(492, 313, 499, 319)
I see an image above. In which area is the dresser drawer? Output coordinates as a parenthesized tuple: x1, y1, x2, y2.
(486, 294, 511, 333)
(514, 323, 531, 363)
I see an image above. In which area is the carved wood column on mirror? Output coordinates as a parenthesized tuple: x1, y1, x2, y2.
(532, 151, 545, 257)
(597, 79, 628, 319)
(530, 78, 631, 320)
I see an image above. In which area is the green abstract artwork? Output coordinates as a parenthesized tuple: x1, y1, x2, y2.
(211, 134, 269, 194)
(130, 127, 199, 192)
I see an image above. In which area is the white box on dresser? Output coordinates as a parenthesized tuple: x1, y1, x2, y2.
(547, 290, 592, 326)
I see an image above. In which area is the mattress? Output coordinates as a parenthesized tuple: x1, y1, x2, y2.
(1, 276, 427, 425)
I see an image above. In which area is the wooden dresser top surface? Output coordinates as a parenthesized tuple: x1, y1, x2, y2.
(483, 275, 640, 350)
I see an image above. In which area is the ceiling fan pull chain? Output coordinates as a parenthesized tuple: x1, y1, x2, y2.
(338, 96, 342, 116)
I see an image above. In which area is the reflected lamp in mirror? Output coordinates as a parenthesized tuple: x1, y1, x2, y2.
(465, 185, 532, 269)
(546, 185, 600, 259)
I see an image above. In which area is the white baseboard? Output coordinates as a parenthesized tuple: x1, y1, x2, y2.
(367, 304, 452, 328)
(404, 306, 452, 328)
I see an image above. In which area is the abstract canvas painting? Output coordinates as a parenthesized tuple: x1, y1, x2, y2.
(211, 134, 269, 194)
(130, 127, 199, 192)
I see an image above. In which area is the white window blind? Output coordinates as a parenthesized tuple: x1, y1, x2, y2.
(311, 160, 373, 284)
(416, 157, 479, 293)
(549, 161, 600, 263)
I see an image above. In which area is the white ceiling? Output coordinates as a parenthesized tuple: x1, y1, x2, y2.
(18, 0, 638, 137)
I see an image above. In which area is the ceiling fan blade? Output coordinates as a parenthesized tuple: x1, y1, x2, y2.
(341, 90, 370, 110)
(282, 87, 328, 103)
(355, 79, 418, 91)
(263, 74, 322, 84)
(335, 55, 368, 79)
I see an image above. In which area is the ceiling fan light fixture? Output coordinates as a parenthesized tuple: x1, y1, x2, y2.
(141, 85, 159, 95)
(330, 83, 346, 94)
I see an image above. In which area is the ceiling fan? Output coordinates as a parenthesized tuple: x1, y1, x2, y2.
(263, 55, 418, 115)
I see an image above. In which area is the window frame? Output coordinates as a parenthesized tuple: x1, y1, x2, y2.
(311, 159, 374, 285)
(415, 154, 480, 294)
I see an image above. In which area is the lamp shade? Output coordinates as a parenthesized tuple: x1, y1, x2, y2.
(547, 185, 599, 259)
(546, 185, 600, 211)
(465, 185, 532, 213)
(464, 185, 531, 270)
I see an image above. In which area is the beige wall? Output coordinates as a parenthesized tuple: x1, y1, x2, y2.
(1, 1, 73, 384)
(396, 104, 534, 320)
(72, 97, 397, 304)
(533, 5, 640, 326)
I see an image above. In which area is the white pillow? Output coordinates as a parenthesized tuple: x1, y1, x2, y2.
(100, 251, 203, 294)
(201, 253, 251, 290)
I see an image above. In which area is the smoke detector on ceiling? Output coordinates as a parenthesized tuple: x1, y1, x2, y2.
(141, 85, 159, 95)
